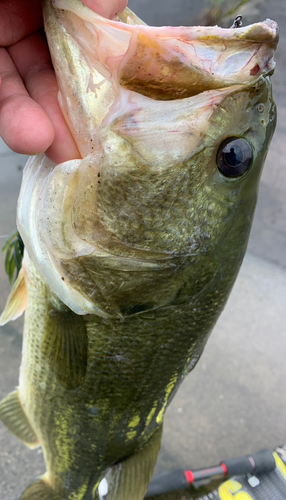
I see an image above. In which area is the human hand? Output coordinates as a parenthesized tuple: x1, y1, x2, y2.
(0, 0, 128, 164)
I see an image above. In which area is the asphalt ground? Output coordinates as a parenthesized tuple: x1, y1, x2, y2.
(0, 0, 285, 498)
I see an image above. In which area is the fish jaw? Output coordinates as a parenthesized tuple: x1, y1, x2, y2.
(42, 0, 278, 156)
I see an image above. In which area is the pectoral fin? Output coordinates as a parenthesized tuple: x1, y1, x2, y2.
(0, 389, 38, 448)
(104, 426, 162, 500)
(41, 308, 87, 390)
(0, 268, 26, 326)
(20, 475, 56, 500)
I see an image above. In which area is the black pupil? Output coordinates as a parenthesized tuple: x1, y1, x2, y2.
(225, 146, 243, 167)
(217, 138, 252, 178)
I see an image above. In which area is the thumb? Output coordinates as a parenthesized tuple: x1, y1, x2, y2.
(82, 0, 128, 19)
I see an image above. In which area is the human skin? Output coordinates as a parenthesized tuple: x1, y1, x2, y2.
(0, 0, 128, 164)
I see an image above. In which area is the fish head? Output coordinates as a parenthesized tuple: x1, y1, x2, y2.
(17, 0, 278, 317)
(93, 75, 276, 252)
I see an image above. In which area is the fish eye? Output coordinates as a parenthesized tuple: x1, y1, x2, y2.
(216, 138, 253, 178)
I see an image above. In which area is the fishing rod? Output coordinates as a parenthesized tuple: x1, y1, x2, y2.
(143, 446, 286, 499)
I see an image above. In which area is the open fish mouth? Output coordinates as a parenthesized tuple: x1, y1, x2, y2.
(17, 0, 278, 317)
(39, 0, 279, 157)
(52, 0, 279, 99)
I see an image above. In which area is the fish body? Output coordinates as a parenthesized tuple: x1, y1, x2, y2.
(0, 1, 278, 499)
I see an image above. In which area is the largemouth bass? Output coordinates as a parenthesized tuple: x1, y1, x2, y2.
(0, 0, 278, 499)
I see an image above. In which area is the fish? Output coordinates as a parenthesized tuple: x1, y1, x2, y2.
(0, 0, 278, 499)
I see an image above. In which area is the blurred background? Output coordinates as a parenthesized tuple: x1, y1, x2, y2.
(0, 0, 285, 498)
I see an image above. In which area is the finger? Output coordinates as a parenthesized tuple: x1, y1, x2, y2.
(0, 0, 42, 46)
(0, 0, 128, 47)
(0, 47, 55, 155)
(83, 0, 128, 19)
(8, 32, 81, 163)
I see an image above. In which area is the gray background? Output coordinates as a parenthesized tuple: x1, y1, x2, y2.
(0, 0, 285, 498)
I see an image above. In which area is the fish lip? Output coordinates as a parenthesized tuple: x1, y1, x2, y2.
(226, 18, 279, 43)
(53, 1, 279, 44)
(116, 14, 279, 44)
